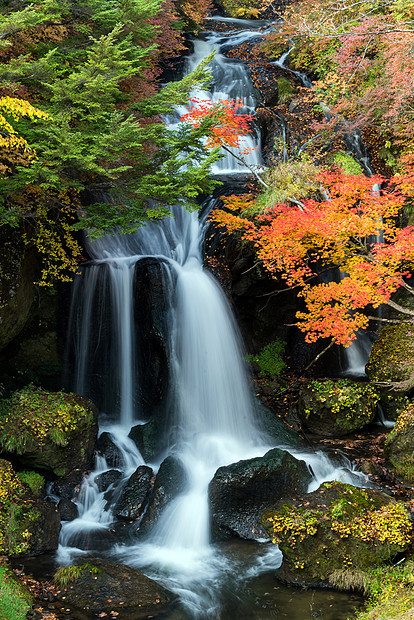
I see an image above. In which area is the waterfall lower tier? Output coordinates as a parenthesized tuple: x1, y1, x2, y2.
(60, 202, 369, 617)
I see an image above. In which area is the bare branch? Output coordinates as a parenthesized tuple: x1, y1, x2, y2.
(220, 145, 270, 189)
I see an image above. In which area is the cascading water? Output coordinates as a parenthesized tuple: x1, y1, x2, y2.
(60, 18, 369, 618)
(169, 29, 263, 175)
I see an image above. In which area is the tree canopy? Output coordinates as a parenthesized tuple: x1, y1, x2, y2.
(212, 159, 414, 347)
(0, 0, 218, 284)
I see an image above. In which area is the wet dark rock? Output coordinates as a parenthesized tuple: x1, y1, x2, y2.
(52, 469, 84, 499)
(12, 331, 61, 389)
(27, 500, 61, 555)
(96, 432, 123, 468)
(208, 447, 312, 541)
(113, 465, 154, 521)
(134, 258, 171, 422)
(128, 419, 163, 463)
(95, 468, 123, 493)
(57, 560, 173, 617)
(0, 227, 36, 352)
(138, 456, 187, 536)
(261, 482, 411, 588)
(58, 498, 79, 521)
(257, 402, 306, 448)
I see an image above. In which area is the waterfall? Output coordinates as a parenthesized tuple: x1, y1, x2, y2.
(60, 19, 370, 617)
(168, 32, 263, 176)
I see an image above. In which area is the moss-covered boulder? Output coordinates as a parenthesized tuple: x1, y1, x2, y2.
(209, 448, 312, 541)
(0, 387, 98, 476)
(366, 323, 414, 419)
(0, 459, 60, 556)
(261, 482, 412, 588)
(298, 379, 379, 436)
(54, 560, 172, 617)
(384, 404, 414, 481)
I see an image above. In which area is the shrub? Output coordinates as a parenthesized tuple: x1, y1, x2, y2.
(246, 338, 286, 377)
(0, 564, 31, 620)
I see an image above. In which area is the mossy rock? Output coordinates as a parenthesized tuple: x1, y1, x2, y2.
(0, 387, 98, 476)
(298, 379, 379, 436)
(366, 324, 414, 403)
(384, 404, 414, 481)
(261, 482, 412, 588)
(54, 560, 172, 617)
(0, 459, 60, 556)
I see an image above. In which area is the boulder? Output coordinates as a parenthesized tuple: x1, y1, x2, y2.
(257, 402, 306, 448)
(113, 465, 154, 521)
(261, 482, 412, 587)
(58, 498, 79, 521)
(129, 419, 163, 463)
(55, 560, 172, 617)
(384, 404, 414, 481)
(208, 447, 312, 541)
(0, 387, 98, 477)
(95, 469, 123, 493)
(0, 459, 61, 556)
(298, 379, 378, 437)
(52, 469, 84, 499)
(138, 456, 187, 536)
(366, 323, 414, 419)
(27, 500, 61, 554)
(96, 432, 123, 468)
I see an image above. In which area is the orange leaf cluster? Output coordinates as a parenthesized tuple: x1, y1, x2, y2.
(211, 169, 414, 346)
(181, 98, 254, 152)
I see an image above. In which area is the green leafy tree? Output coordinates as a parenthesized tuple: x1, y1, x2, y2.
(0, 0, 220, 284)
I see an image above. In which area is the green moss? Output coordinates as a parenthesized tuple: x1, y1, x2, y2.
(366, 323, 414, 384)
(330, 151, 364, 175)
(0, 385, 95, 453)
(261, 483, 412, 581)
(277, 77, 297, 103)
(0, 564, 32, 619)
(54, 563, 102, 587)
(16, 471, 44, 497)
(247, 159, 322, 216)
(305, 379, 379, 432)
(246, 338, 286, 377)
(351, 561, 414, 619)
(0, 460, 43, 555)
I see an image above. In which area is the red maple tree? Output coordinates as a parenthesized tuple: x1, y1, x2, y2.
(211, 166, 414, 346)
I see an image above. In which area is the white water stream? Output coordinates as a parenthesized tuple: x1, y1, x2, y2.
(60, 20, 370, 617)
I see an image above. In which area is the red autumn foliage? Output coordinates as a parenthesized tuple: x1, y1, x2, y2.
(181, 98, 255, 154)
(211, 167, 414, 346)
